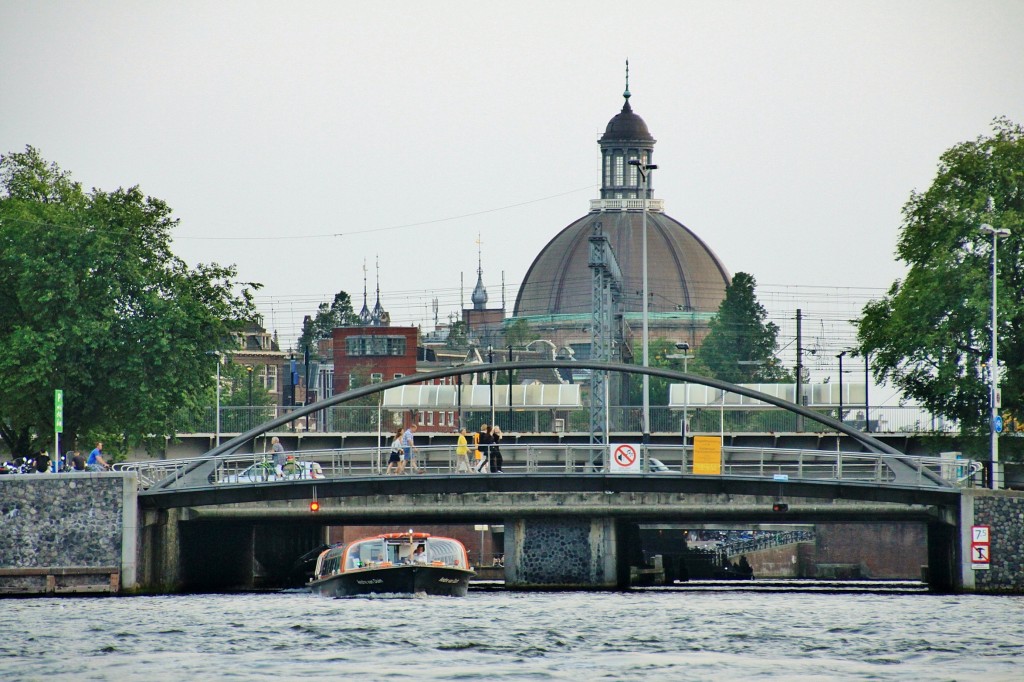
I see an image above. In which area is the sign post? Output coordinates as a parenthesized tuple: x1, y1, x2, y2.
(610, 443, 640, 473)
(54, 389, 63, 472)
(692, 436, 722, 475)
(971, 525, 991, 570)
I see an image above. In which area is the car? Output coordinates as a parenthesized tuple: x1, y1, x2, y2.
(220, 459, 325, 484)
(648, 458, 673, 473)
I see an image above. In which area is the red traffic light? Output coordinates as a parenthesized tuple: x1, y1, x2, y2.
(309, 500, 321, 512)
(772, 503, 789, 513)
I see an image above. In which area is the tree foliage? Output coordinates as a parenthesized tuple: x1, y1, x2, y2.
(297, 291, 359, 356)
(856, 118, 1024, 434)
(697, 272, 791, 383)
(0, 146, 258, 456)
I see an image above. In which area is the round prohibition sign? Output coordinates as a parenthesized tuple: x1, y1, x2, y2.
(613, 444, 638, 467)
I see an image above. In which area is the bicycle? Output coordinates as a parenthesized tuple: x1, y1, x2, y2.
(244, 457, 277, 483)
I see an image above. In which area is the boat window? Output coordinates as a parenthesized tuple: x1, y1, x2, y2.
(347, 539, 388, 569)
(424, 539, 462, 566)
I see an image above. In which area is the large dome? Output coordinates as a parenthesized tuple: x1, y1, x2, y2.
(514, 210, 730, 318)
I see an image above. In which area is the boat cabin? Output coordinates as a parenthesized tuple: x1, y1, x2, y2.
(313, 533, 471, 580)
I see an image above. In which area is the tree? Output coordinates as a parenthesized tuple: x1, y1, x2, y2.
(445, 320, 468, 349)
(856, 118, 1024, 438)
(505, 318, 537, 348)
(0, 146, 258, 456)
(297, 291, 359, 356)
(697, 272, 790, 383)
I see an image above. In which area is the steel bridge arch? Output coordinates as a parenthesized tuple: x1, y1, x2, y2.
(155, 360, 906, 490)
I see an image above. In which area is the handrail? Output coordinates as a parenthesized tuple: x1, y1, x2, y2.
(122, 444, 977, 492)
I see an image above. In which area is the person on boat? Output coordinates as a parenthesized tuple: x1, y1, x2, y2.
(386, 427, 403, 475)
(412, 544, 428, 564)
(454, 428, 470, 473)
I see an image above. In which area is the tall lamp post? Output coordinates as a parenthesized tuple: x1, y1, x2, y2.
(206, 351, 223, 447)
(667, 342, 693, 444)
(980, 222, 1011, 489)
(629, 158, 657, 446)
(487, 345, 495, 428)
(836, 351, 847, 424)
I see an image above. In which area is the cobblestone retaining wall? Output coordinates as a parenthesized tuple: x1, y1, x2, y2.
(966, 489, 1024, 592)
(505, 517, 617, 589)
(0, 474, 137, 594)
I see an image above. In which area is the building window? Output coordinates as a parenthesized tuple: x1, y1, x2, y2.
(614, 155, 623, 186)
(346, 335, 407, 357)
(627, 155, 637, 186)
(418, 411, 425, 425)
(394, 373, 404, 380)
(261, 365, 278, 392)
(427, 411, 434, 426)
(370, 373, 383, 384)
(604, 154, 611, 186)
(319, 368, 334, 398)
(348, 373, 358, 389)
(447, 411, 454, 426)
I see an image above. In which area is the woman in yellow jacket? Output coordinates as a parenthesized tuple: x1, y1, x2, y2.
(454, 428, 471, 473)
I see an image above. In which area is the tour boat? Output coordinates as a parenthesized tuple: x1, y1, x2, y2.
(308, 532, 475, 597)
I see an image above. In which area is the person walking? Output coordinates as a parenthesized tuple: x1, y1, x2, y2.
(386, 427, 403, 475)
(475, 423, 492, 473)
(489, 426, 504, 473)
(454, 428, 470, 473)
(86, 442, 109, 471)
(400, 424, 419, 474)
(271, 436, 286, 477)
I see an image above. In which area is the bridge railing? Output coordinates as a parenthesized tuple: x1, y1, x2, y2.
(122, 443, 980, 492)
(169, 404, 962, 436)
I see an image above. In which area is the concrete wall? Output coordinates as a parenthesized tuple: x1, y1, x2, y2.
(961, 488, 1024, 593)
(0, 473, 137, 595)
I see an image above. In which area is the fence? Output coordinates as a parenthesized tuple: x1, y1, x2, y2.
(171, 404, 961, 437)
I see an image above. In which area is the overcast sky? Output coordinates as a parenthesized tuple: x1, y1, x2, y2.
(3, 1, 1022, 358)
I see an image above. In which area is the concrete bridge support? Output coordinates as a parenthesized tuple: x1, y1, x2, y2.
(504, 516, 624, 590)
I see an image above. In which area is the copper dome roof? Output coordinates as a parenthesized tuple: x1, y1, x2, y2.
(513, 210, 730, 318)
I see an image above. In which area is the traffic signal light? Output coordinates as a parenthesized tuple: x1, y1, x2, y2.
(309, 499, 321, 513)
(772, 503, 789, 512)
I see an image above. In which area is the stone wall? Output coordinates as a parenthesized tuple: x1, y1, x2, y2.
(504, 517, 618, 589)
(962, 488, 1024, 593)
(0, 473, 137, 595)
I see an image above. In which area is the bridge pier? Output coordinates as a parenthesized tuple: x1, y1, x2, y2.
(504, 516, 625, 590)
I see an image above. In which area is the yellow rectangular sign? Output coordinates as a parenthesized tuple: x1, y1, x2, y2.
(692, 436, 722, 475)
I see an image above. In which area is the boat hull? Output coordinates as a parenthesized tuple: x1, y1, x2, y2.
(309, 565, 474, 597)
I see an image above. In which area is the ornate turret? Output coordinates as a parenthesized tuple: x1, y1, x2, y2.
(471, 234, 488, 310)
(598, 60, 657, 201)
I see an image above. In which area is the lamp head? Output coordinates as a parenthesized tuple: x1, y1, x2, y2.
(675, 342, 690, 351)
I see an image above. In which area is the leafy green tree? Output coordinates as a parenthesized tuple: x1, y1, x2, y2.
(697, 272, 791, 383)
(0, 146, 258, 456)
(505, 318, 537, 348)
(857, 118, 1024, 437)
(445, 320, 468, 349)
(297, 291, 359, 356)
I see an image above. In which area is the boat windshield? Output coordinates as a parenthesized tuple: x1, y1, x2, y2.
(346, 539, 388, 569)
(424, 539, 465, 567)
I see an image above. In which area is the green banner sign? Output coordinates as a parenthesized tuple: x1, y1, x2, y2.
(54, 389, 63, 433)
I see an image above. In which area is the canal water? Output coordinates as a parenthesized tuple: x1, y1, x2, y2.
(3, 585, 1022, 681)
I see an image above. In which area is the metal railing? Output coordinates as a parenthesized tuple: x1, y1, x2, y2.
(170, 404, 965, 437)
(119, 443, 980, 492)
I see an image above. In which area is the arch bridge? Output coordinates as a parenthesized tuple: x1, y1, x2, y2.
(133, 361, 970, 592)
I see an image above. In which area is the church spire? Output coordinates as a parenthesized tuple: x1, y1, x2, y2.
(471, 233, 489, 310)
(371, 254, 389, 325)
(358, 259, 372, 324)
(624, 59, 631, 102)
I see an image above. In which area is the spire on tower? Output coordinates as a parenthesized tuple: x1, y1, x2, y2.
(358, 258, 371, 325)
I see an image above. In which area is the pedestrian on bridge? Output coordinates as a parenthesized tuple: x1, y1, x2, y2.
(475, 424, 492, 473)
(400, 424, 420, 474)
(489, 426, 504, 473)
(386, 428, 403, 475)
(271, 436, 286, 477)
(455, 428, 471, 473)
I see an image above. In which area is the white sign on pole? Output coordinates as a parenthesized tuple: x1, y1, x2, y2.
(971, 525, 991, 570)
(610, 443, 641, 473)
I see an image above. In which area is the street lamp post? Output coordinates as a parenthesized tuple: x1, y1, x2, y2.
(629, 158, 658, 446)
(836, 351, 847, 424)
(487, 345, 495, 428)
(980, 222, 1011, 489)
(206, 351, 223, 447)
(246, 365, 254, 431)
(667, 342, 693, 444)
(507, 345, 513, 430)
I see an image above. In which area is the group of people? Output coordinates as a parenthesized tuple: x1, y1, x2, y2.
(384, 422, 506, 474)
(386, 424, 422, 475)
(455, 423, 503, 474)
(1, 442, 109, 474)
